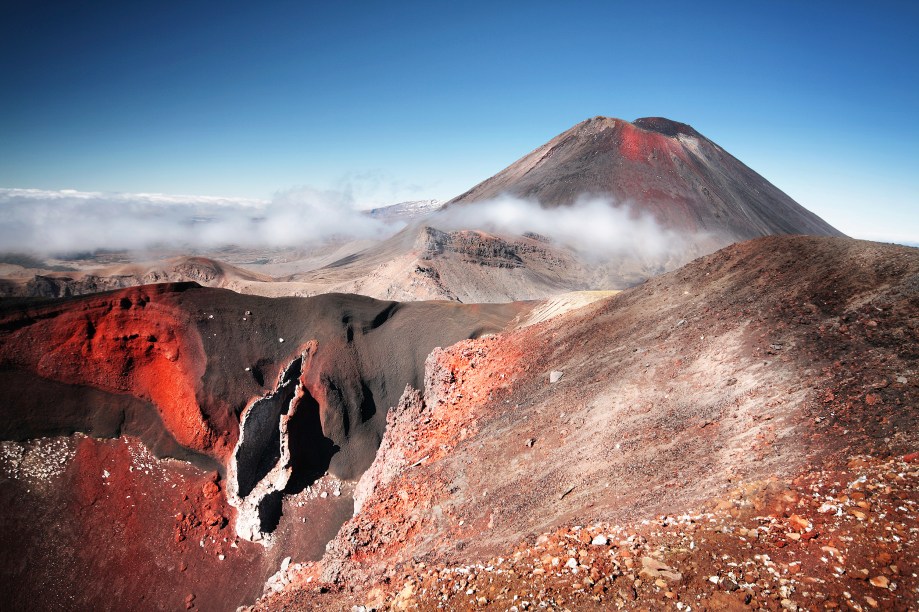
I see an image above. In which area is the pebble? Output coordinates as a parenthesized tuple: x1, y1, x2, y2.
(869, 575, 889, 589)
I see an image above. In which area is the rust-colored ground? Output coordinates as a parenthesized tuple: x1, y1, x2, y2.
(252, 236, 918, 610)
(254, 454, 918, 611)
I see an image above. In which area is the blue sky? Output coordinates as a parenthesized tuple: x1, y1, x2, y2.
(1, 0, 917, 242)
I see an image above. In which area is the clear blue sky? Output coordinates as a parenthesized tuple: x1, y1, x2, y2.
(1, 0, 917, 242)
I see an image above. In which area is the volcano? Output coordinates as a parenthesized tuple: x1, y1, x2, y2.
(0, 284, 528, 609)
(0, 117, 843, 303)
(449, 116, 843, 240)
(275, 117, 844, 303)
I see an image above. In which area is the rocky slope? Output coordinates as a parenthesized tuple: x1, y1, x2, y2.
(283, 225, 604, 303)
(250, 236, 918, 610)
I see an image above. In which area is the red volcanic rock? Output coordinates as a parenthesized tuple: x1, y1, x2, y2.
(0, 281, 530, 606)
(255, 420, 919, 612)
(0, 434, 274, 611)
(0, 284, 223, 455)
(449, 116, 843, 240)
(202, 475, 221, 499)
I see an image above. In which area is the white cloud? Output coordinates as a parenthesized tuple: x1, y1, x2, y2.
(0, 187, 402, 254)
(0, 188, 709, 265)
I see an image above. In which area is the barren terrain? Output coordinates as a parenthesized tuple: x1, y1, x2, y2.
(250, 236, 918, 610)
(1, 116, 913, 612)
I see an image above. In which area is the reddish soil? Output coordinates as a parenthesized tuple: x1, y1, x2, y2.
(1, 235, 915, 610)
(251, 236, 918, 610)
(253, 454, 918, 611)
(0, 284, 226, 456)
(618, 118, 690, 163)
(0, 434, 269, 611)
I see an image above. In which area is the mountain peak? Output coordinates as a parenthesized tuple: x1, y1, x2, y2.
(448, 115, 842, 240)
(632, 116, 701, 139)
(565, 116, 701, 140)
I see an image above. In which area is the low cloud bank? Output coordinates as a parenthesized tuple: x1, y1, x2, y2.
(0, 188, 691, 262)
(430, 196, 687, 261)
(0, 187, 400, 255)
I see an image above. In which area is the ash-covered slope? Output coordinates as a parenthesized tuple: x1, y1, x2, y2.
(284, 224, 609, 303)
(255, 236, 918, 610)
(449, 116, 843, 240)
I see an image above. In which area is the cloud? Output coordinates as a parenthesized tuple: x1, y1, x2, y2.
(0, 188, 702, 267)
(429, 195, 689, 262)
(0, 187, 403, 255)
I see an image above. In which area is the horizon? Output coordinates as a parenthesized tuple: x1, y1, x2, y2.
(1, 1, 917, 244)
